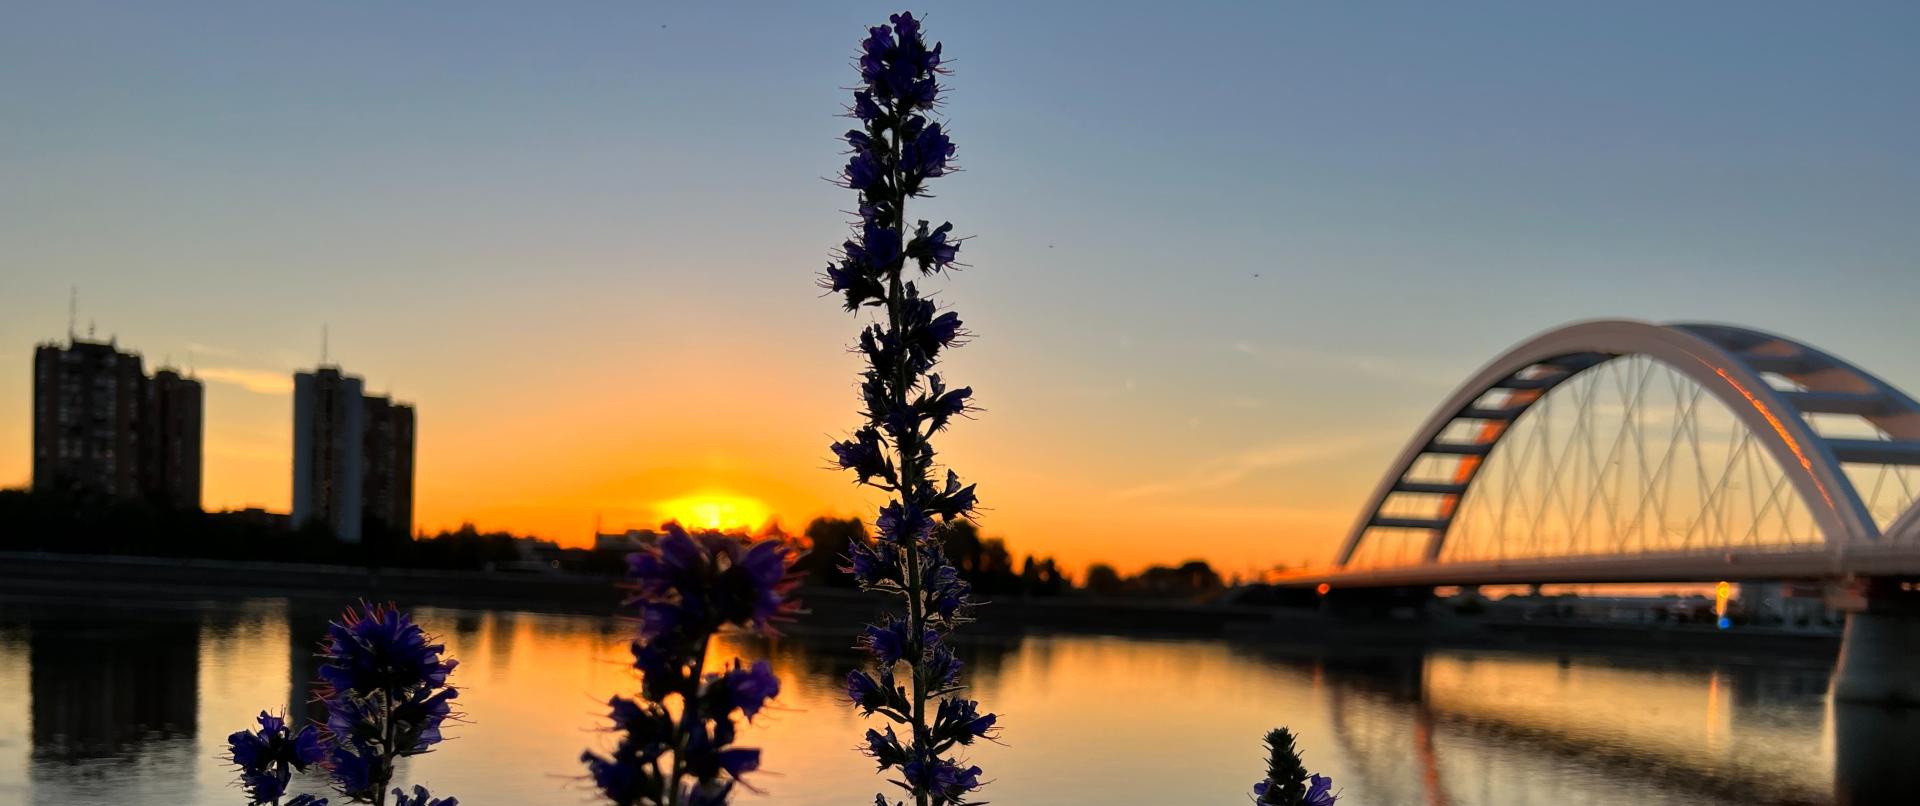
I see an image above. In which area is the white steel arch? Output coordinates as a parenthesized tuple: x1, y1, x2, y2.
(1337, 320, 1920, 568)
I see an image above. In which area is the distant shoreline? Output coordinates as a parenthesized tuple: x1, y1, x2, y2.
(0, 549, 622, 613)
(0, 551, 1842, 663)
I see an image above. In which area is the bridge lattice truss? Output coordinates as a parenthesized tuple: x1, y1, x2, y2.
(1333, 320, 1920, 585)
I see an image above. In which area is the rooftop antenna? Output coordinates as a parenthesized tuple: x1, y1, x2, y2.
(88, 318, 96, 339)
(67, 286, 77, 342)
(320, 323, 329, 367)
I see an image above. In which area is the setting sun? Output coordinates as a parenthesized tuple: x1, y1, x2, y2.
(655, 492, 772, 532)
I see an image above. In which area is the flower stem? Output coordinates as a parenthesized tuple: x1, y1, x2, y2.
(667, 631, 712, 806)
(883, 117, 934, 806)
(376, 687, 397, 806)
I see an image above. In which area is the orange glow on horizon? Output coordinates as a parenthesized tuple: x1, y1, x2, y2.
(656, 492, 773, 532)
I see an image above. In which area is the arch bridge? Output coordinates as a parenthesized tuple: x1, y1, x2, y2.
(1275, 320, 1920, 702)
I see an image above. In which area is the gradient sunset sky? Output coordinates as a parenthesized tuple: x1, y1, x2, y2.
(3, 2, 1916, 576)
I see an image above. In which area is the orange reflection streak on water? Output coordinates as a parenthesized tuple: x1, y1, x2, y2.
(1703, 669, 1730, 754)
(1413, 705, 1452, 806)
(1420, 653, 1826, 790)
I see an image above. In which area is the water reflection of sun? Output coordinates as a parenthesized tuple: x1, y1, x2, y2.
(656, 492, 772, 532)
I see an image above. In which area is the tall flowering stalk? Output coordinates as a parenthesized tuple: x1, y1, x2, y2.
(227, 602, 460, 806)
(581, 524, 801, 805)
(824, 13, 996, 806)
(316, 604, 461, 805)
(1254, 728, 1337, 806)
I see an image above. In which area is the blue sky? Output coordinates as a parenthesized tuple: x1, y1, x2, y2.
(2, 1, 1915, 573)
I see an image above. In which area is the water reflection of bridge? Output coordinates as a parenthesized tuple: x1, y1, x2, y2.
(1284, 647, 1919, 806)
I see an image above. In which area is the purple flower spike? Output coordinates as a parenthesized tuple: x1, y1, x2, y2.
(311, 602, 463, 802)
(587, 521, 796, 801)
(827, 13, 991, 806)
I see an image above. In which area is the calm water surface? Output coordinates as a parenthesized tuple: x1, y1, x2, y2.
(0, 597, 1904, 805)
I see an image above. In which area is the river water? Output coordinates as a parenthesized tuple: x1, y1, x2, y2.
(0, 597, 1909, 805)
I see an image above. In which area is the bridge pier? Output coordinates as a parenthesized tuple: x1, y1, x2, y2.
(1834, 701, 1920, 803)
(1830, 579, 1920, 706)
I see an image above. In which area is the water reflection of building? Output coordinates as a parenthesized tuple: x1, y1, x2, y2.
(30, 620, 199, 761)
(287, 603, 335, 723)
(487, 611, 519, 679)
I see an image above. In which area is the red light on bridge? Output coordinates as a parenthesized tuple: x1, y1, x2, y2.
(1316, 583, 1331, 596)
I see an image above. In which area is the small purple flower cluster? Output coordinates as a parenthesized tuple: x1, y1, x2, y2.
(581, 524, 801, 805)
(227, 602, 460, 806)
(1254, 777, 1337, 806)
(1254, 728, 1337, 806)
(228, 711, 327, 804)
(391, 786, 459, 806)
(825, 12, 996, 806)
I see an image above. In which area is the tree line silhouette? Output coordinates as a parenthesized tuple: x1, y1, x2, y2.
(0, 487, 1232, 600)
(794, 516, 1228, 601)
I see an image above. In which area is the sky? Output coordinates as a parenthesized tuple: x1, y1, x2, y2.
(2, 2, 1916, 577)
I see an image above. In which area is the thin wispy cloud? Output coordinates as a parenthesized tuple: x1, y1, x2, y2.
(185, 341, 239, 359)
(196, 366, 294, 395)
(1232, 341, 1458, 387)
(1110, 433, 1398, 502)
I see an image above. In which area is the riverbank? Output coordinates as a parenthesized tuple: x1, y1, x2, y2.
(0, 550, 1283, 634)
(0, 551, 1842, 660)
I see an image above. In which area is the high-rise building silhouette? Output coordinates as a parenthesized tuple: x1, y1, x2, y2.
(32, 337, 203, 508)
(293, 366, 365, 542)
(143, 367, 204, 510)
(33, 339, 144, 498)
(361, 393, 416, 540)
(292, 365, 414, 543)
